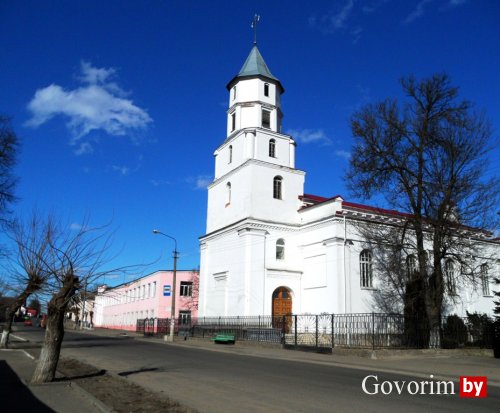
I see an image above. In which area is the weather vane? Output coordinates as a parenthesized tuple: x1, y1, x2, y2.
(251, 14, 260, 45)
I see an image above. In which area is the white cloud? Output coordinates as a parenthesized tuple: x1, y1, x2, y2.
(287, 128, 332, 145)
(112, 165, 130, 176)
(335, 149, 351, 160)
(309, 0, 354, 33)
(26, 61, 152, 142)
(69, 223, 83, 231)
(73, 141, 94, 156)
(403, 0, 433, 24)
(195, 175, 212, 190)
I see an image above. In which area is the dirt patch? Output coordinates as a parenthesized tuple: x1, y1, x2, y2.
(57, 358, 198, 413)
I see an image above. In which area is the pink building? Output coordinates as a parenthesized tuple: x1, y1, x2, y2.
(94, 270, 198, 331)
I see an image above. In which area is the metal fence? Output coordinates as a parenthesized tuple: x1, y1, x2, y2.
(136, 313, 495, 351)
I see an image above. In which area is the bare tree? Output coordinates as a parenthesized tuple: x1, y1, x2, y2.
(0, 116, 19, 226)
(1, 214, 51, 348)
(31, 217, 134, 384)
(347, 74, 499, 346)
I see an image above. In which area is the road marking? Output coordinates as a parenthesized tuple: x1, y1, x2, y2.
(21, 349, 35, 360)
(11, 334, 28, 342)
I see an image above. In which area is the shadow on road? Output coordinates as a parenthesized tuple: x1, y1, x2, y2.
(0, 360, 56, 412)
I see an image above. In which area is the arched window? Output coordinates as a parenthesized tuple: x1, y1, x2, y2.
(481, 264, 490, 296)
(406, 255, 417, 278)
(232, 85, 237, 100)
(269, 139, 276, 157)
(360, 250, 373, 288)
(226, 182, 231, 206)
(273, 176, 282, 200)
(230, 112, 236, 132)
(264, 83, 270, 97)
(445, 259, 456, 295)
(276, 239, 285, 260)
(229, 145, 233, 163)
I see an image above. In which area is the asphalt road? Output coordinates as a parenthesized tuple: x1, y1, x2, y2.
(13, 326, 499, 413)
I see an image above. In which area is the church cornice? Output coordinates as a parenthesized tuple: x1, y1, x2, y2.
(227, 101, 283, 117)
(218, 127, 295, 150)
(208, 158, 305, 189)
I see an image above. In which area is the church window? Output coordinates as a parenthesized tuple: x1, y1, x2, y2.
(269, 139, 276, 158)
(262, 109, 271, 129)
(232, 86, 236, 100)
(264, 83, 269, 97)
(226, 182, 231, 206)
(407, 255, 417, 278)
(273, 176, 282, 200)
(481, 264, 490, 296)
(445, 259, 457, 295)
(360, 250, 373, 288)
(231, 112, 236, 132)
(276, 239, 285, 260)
(229, 145, 233, 163)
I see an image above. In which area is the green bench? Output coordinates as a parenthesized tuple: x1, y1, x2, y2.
(212, 332, 236, 344)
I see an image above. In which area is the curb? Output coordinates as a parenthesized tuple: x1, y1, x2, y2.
(67, 380, 116, 413)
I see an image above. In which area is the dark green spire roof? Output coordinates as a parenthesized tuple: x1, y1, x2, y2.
(227, 45, 284, 93)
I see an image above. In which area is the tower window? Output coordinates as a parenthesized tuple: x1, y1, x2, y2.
(264, 83, 269, 97)
(232, 86, 237, 100)
(226, 182, 231, 206)
(231, 112, 236, 132)
(269, 139, 276, 158)
(360, 250, 373, 288)
(262, 109, 271, 129)
(276, 239, 285, 260)
(273, 176, 282, 200)
(445, 259, 456, 295)
(481, 264, 489, 296)
(229, 145, 233, 164)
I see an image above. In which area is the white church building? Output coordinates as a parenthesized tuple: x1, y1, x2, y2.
(198, 45, 498, 319)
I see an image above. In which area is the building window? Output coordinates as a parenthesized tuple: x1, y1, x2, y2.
(180, 281, 193, 297)
(276, 239, 285, 260)
(264, 83, 269, 97)
(179, 311, 192, 325)
(226, 182, 231, 206)
(273, 176, 282, 200)
(360, 250, 373, 288)
(445, 259, 457, 295)
(269, 139, 276, 158)
(262, 109, 271, 129)
(407, 255, 417, 278)
(229, 145, 233, 163)
(232, 86, 236, 100)
(152, 282, 156, 298)
(481, 264, 490, 296)
(231, 112, 236, 132)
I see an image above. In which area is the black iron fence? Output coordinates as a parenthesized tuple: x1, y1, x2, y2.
(136, 313, 495, 351)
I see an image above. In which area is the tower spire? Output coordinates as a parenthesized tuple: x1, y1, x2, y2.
(251, 14, 260, 45)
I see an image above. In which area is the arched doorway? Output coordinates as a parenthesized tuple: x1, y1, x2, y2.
(272, 287, 292, 331)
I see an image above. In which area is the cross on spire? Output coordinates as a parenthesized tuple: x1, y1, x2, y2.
(251, 14, 260, 45)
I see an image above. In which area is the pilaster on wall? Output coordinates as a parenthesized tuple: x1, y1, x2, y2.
(238, 227, 268, 315)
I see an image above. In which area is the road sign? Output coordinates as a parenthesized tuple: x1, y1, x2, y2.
(163, 285, 171, 296)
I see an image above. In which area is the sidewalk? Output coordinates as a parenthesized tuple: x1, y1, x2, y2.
(0, 346, 110, 413)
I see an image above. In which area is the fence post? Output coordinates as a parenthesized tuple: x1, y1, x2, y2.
(294, 315, 298, 347)
(258, 315, 261, 342)
(315, 315, 319, 350)
(282, 315, 286, 346)
(331, 314, 335, 349)
(372, 312, 375, 351)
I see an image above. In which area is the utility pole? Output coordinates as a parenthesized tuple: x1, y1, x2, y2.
(80, 281, 87, 330)
(153, 229, 179, 342)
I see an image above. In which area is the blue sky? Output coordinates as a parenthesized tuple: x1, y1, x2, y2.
(1, 1, 499, 285)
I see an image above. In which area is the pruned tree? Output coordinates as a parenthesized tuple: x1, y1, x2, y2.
(0, 116, 19, 226)
(347, 74, 499, 347)
(31, 216, 134, 384)
(1, 214, 52, 348)
(185, 269, 200, 312)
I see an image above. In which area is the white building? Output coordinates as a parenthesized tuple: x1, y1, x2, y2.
(198, 45, 499, 318)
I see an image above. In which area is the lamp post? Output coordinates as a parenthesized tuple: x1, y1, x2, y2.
(152, 229, 179, 342)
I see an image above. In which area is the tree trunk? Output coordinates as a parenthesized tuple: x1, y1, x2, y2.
(31, 306, 65, 384)
(0, 314, 14, 348)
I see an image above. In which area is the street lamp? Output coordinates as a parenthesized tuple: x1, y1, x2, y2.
(152, 229, 179, 342)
